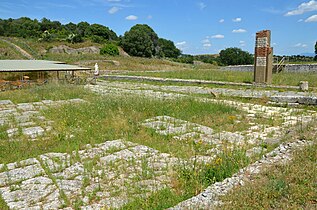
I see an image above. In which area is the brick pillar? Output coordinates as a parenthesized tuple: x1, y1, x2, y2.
(254, 30, 273, 84)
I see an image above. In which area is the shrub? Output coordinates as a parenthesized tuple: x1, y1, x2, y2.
(100, 44, 119, 56)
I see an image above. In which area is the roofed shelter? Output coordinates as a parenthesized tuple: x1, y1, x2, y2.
(0, 60, 91, 90)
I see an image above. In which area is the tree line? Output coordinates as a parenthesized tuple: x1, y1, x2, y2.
(0, 17, 181, 59)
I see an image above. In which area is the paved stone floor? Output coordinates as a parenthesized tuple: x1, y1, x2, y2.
(0, 99, 85, 141)
(0, 139, 177, 209)
(0, 81, 315, 209)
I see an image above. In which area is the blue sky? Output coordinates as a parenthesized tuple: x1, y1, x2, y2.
(0, 0, 316, 55)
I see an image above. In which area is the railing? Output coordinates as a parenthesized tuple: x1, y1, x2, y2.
(273, 57, 288, 73)
(276, 57, 286, 73)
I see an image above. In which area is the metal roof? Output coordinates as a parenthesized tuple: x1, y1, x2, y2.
(0, 60, 91, 72)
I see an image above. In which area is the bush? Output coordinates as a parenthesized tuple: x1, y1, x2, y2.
(173, 54, 194, 64)
(100, 44, 119, 56)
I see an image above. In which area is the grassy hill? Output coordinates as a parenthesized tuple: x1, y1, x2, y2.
(0, 37, 199, 71)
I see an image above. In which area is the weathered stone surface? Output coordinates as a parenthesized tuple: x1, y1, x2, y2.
(0, 139, 177, 209)
(0, 98, 86, 142)
(86, 80, 317, 105)
(169, 140, 313, 209)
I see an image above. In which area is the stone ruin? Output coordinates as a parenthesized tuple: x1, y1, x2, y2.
(254, 30, 273, 84)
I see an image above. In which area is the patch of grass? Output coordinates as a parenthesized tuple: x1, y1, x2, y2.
(121, 188, 185, 210)
(0, 39, 25, 60)
(218, 139, 317, 209)
(0, 195, 9, 210)
(123, 69, 317, 87)
(0, 84, 242, 163)
(174, 148, 250, 198)
(0, 83, 92, 103)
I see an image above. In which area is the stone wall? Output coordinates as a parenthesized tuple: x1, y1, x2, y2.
(221, 64, 317, 73)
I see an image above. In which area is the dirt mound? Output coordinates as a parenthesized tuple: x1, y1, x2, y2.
(49, 45, 100, 54)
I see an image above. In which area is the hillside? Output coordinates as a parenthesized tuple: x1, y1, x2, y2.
(0, 36, 200, 71)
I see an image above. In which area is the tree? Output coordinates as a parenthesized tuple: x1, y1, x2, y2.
(76, 21, 90, 37)
(218, 47, 254, 66)
(120, 24, 159, 57)
(157, 38, 181, 58)
(86, 24, 118, 42)
(66, 33, 83, 43)
(100, 44, 119, 56)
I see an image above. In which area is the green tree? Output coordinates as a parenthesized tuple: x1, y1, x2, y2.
(100, 44, 119, 56)
(157, 38, 181, 58)
(86, 24, 118, 42)
(66, 33, 83, 43)
(121, 24, 159, 57)
(76, 21, 90, 37)
(218, 47, 254, 66)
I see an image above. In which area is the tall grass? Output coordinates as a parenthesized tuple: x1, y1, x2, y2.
(0, 84, 242, 163)
(218, 138, 317, 209)
(124, 69, 317, 87)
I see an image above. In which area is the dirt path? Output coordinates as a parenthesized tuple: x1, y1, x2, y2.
(0, 38, 34, 60)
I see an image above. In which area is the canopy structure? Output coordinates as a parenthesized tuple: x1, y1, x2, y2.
(0, 60, 90, 72)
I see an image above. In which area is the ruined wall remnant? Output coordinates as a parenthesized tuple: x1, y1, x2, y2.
(254, 30, 273, 84)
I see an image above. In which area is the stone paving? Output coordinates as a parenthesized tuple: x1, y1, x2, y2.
(90, 80, 317, 105)
(87, 81, 316, 146)
(0, 99, 85, 141)
(0, 139, 178, 209)
(0, 81, 315, 209)
(169, 139, 313, 210)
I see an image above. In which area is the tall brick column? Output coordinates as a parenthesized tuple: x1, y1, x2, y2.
(254, 30, 273, 84)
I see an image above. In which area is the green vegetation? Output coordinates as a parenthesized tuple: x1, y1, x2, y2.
(123, 69, 317, 87)
(0, 83, 243, 163)
(219, 137, 317, 210)
(275, 55, 315, 64)
(0, 17, 118, 43)
(100, 43, 119, 56)
(157, 38, 181, 58)
(0, 39, 24, 59)
(0, 18, 180, 59)
(123, 149, 249, 209)
(219, 47, 254, 66)
(120, 24, 180, 58)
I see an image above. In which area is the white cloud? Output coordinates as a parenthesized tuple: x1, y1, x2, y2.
(285, 0, 317, 16)
(210, 34, 224, 39)
(232, 17, 242, 22)
(298, 19, 304, 22)
(239, 41, 245, 47)
(108, 6, 120, 14)
(305, 14, 317, 22)
(147, 15, 153, 19)
(176, 41, 187, 50)
(125, 15, 138, 20)
(198, 2, 207, 10)
(232, 29, 247, 33)
(294, 43, 308, 48)
(202, 39, 211, 48)
(219, 19, 225, 23)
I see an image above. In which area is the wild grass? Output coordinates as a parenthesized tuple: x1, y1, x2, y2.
(122, 148, 250, 209)
(123, 69, 317, 87)
(218, 135, 317, 209)
(0, 39, 25, 60)
(0, 83, 242, 163)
